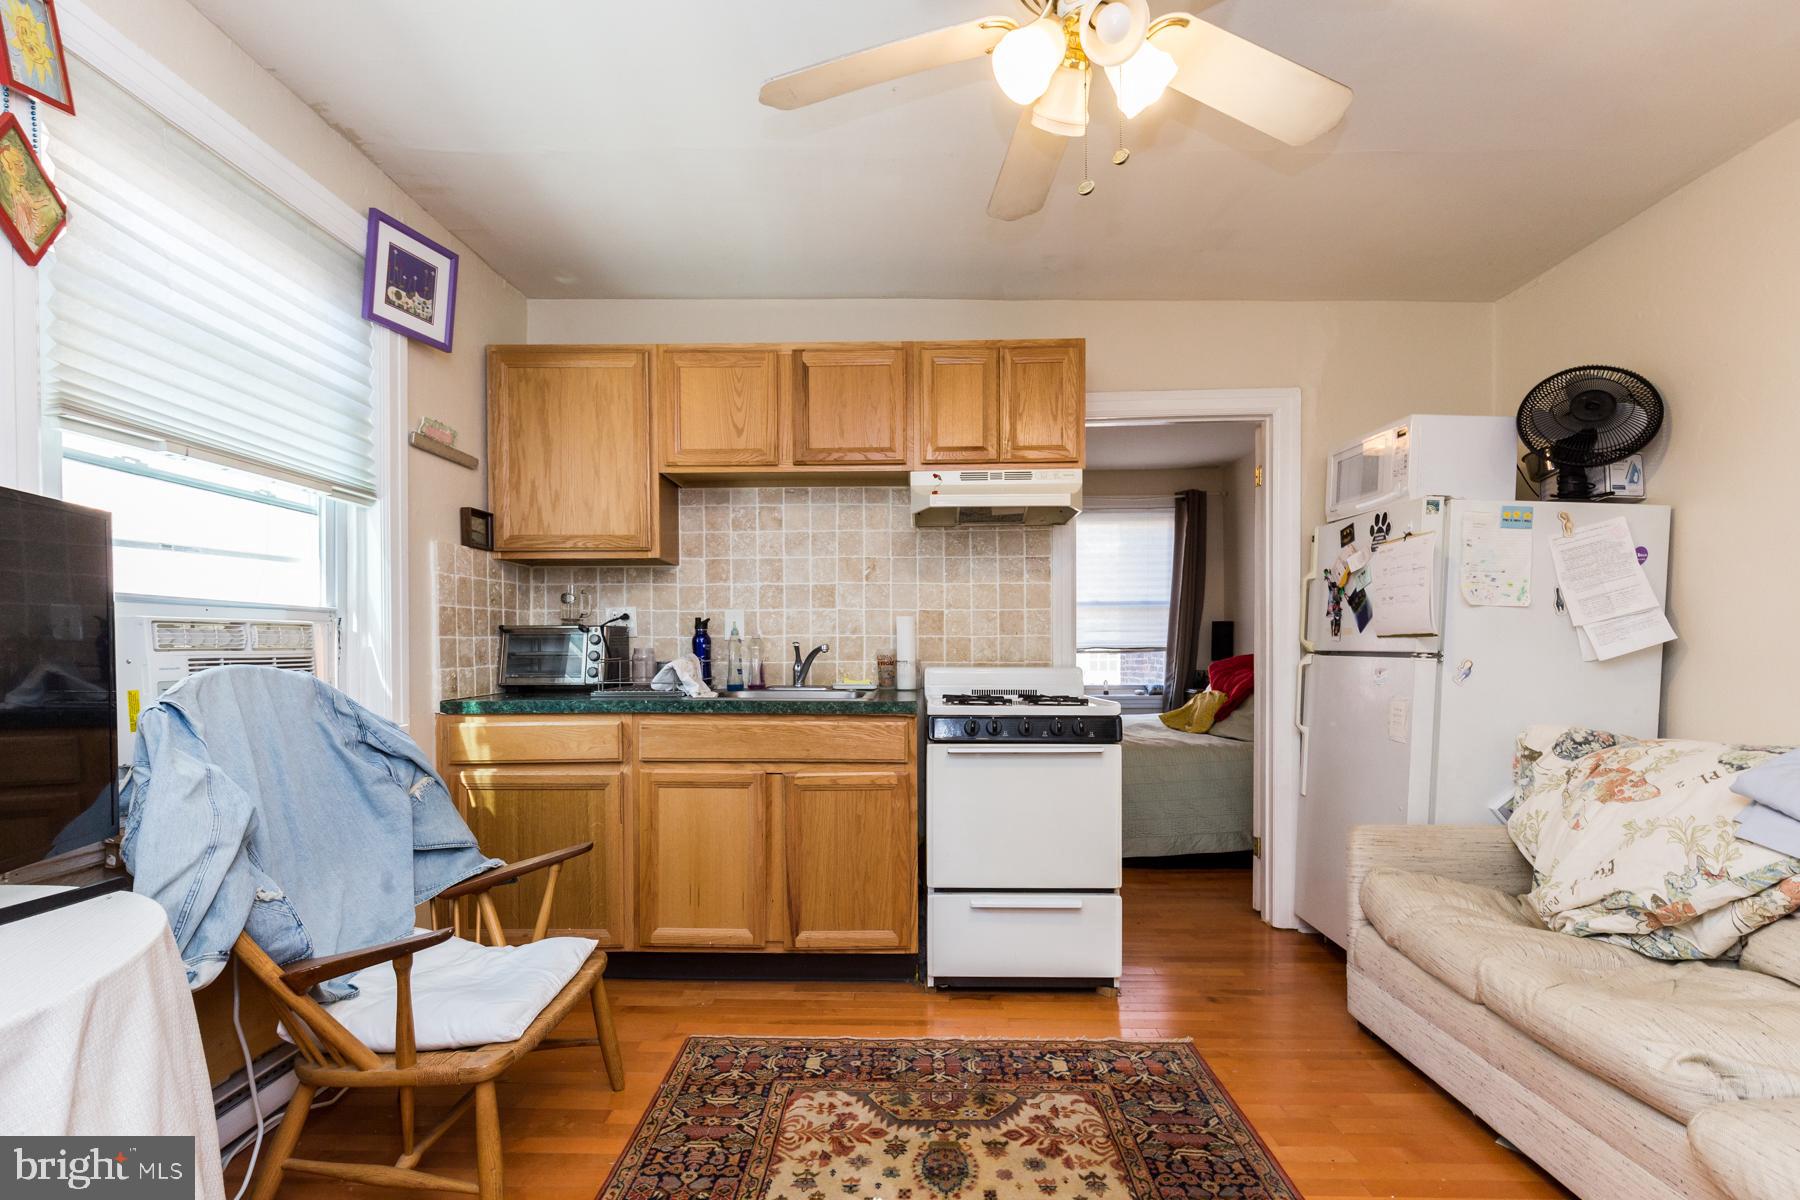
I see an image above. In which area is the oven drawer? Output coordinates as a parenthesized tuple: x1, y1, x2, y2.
(927, 892, 1122, 981)
(926, 743, 1121, 889)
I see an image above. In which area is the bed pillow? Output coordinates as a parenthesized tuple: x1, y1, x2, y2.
(1160, 689, 1226, 734)
(1207, 654, 1254, 720)
(1209, 694, 1254, 741)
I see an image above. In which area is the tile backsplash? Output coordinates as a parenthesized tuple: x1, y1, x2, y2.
(433, 486, 1054, 699)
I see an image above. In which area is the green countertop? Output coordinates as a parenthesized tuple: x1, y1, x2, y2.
(438, 689, 923, 717)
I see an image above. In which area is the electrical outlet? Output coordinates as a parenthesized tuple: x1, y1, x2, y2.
(605, 607, 637, 635)
(723, 608, 746, 636)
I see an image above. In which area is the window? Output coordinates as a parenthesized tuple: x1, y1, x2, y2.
(35, 67, 374, 619)
(1075, 503, 1175, 690)
(59, 431, 331, 607)
(38, 69, 378, 502)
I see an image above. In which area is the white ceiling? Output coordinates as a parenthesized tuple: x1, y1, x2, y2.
(188, 0, 1800, 301)
(1087, 421, 1256, 470)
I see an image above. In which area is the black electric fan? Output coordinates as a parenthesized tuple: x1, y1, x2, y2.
(1516, 365, 1664, 500)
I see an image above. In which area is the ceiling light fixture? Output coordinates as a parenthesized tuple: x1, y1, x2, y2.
(1103, 41, 1176, 119)
(991, 15, 1063, 105)
(759, 0, 1354, 220)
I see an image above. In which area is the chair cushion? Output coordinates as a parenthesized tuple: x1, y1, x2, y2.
(1477, 953, 1800, 1123)
(1740, 914, 1800, 988)
(1358, 868, 1641, 1002)
(1688, 1100, 1800, 1200)
(279, 933, 598, 1053)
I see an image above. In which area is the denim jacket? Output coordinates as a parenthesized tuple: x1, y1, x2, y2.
(121, 667, 500, 998)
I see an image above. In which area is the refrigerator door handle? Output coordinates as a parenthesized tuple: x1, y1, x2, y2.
(1296, 652, 1314, 796)
(1299, 572, 1317, 654)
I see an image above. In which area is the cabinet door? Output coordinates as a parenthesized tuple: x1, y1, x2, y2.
(657, 347, 782, 468)
(791, 346, 909, 465)
(637, 769, 769, 947)
(453, 766, 628, 948)
(914, 344, 1000, 464)
(488, 348, 662, 555)
(1000, 341, 1084, 463)
(782, 771, 916, 951)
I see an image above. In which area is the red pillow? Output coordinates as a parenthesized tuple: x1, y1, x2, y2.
(1207, 654, 1254, 720)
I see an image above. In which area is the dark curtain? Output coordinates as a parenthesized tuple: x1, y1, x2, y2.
(1162, 490, 1207, 712)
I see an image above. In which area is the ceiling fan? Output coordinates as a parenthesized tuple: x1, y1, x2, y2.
(759, 0, 1352, 221)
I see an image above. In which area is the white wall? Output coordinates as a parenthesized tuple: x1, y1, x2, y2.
(68, 0, 529, 741)
(1496, 115, 1800, 742)
(528, 299, 1497, 559)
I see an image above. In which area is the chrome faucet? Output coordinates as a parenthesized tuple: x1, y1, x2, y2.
(792, 642, 829, 686)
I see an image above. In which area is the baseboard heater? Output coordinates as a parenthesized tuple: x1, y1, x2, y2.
(214, 1047, 299, 1157)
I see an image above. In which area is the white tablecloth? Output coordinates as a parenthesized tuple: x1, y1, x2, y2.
(0, 887, 226, 1199)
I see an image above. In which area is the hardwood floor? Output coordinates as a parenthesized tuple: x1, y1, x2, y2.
(226, 867, 1570, 1200)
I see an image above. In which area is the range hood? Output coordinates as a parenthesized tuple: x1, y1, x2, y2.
(910, 469, 1082, 528)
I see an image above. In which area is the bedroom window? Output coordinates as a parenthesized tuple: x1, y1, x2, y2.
(1075, 503, 1175, 693)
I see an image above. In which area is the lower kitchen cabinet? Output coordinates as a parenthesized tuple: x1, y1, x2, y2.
(782, 771, 916, 950)
(636, 769, 770, 948)
(452, 764, 628, 948)
(436, 713, 916, 955)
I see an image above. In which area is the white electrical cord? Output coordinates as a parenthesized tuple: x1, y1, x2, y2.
(220, 963, 350, 1185)
(228, 959, 265, 1200)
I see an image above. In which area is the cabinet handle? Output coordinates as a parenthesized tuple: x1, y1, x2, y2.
(967, 898, 1084, 911)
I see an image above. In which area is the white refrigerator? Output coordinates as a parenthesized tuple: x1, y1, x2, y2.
(1295, 497, 1671, 946)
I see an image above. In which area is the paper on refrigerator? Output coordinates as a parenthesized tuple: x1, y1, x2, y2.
(1459, 511, 1532, 607)
(1367, 534, 1438, 636)
(1581, 608, 1677, 661)
(1548, 517, 1659, 625)
(1550, 515, 1675, 660)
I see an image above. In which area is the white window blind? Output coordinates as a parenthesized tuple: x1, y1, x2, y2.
(38, 70, 377, 502)
(1075, 504, 1176, 648)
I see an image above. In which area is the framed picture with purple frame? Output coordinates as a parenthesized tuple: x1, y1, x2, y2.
(362, 208, 458, 352)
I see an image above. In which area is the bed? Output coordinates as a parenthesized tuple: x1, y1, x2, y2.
(1120, 699, 1254, 858)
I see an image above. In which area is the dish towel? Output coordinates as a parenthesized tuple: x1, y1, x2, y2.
(1732, 749, 1800, 858)
(652, 654, 717, 698)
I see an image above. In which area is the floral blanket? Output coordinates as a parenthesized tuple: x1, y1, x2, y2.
(1506, 725, 1800, 959)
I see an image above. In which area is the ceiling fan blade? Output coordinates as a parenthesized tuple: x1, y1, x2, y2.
(1148, 13, 1352, 146)
(759, 16, 1018, 110)
(988, 110, 1068, 221)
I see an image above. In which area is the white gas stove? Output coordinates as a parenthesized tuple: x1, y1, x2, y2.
(922, 667, 1123, 989)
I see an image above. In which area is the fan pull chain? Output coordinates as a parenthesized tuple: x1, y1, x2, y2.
(1114, 111, 1130, 166)
(1077, 71, 1096, 196)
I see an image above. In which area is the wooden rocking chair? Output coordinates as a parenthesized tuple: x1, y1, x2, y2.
(237, 842, 624, 1199)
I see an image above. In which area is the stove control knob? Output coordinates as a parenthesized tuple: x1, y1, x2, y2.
(588, 650, 602, 661)
(987, 718, 1001, 736)
(586, 666, 600, 678)
(1074, 718, 1086, 736)
(963, 718, 979, 737)
(1018, 716, 1033, 736)
(1052, 718, 1064, 736)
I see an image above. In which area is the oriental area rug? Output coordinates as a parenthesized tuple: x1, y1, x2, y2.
(596, 1036, 1299, 1200)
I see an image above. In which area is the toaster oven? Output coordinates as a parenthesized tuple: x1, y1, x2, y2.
(499, 624, 606, 688)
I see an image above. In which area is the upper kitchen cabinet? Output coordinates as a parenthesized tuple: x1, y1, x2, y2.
(656, 346, 782, 469)
(790, 345, 909, 466)
(914, 343, 1000, 464)
(1000, 340, 1084, 463)
(488, 346, 677, 563)
(915, 339, 1084, 466)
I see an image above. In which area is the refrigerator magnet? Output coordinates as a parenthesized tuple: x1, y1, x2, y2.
(1453, 658, 1474, 686)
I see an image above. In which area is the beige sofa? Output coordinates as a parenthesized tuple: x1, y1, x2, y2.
(1346, 824, 1800, 1200)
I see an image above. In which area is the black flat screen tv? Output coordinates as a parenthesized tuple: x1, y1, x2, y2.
(0, 485, 129, 923)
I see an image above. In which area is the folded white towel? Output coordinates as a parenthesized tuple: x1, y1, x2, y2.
(652, 653, 716, 698)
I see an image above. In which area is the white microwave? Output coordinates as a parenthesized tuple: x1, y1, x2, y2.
(1325, 414, 1518, 522)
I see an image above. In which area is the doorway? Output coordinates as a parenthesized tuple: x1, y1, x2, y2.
(1053, 390, 1303, 927)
